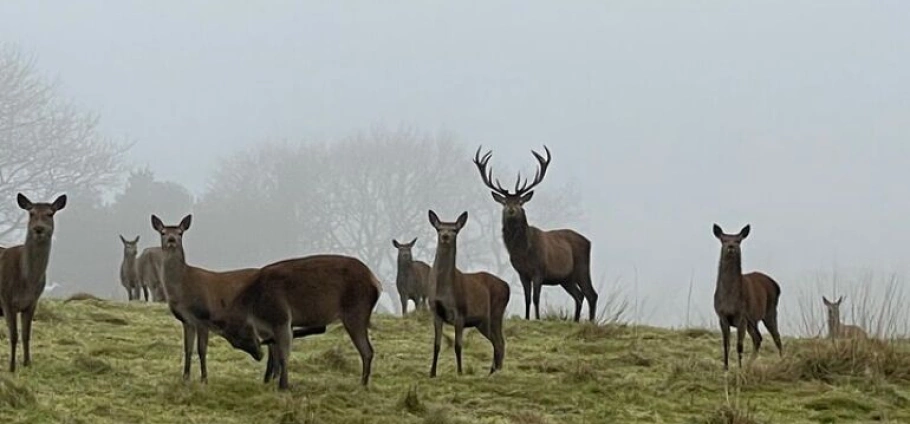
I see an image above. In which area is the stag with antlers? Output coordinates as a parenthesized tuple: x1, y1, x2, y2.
(472, 146, 598, 322)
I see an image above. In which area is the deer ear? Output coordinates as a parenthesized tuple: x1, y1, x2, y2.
(17, 193, 33, 210)
(134, 236, 140, 243)
(51, 194, 67, 211)
(428, 210, 440, 228)
(151, 215, 163, 233)
(392, 239, 401, 248)
(823, 296, 832, 306)
(119, 235, 127, 244)
(712, 224, 723, 239)
(409, 237, 418, 246)
(739, 225, 751, 239)
(836, 296, 844, 305)
(519, 191, 534, 204)
(491, 193, 507, 205)
(455, 211, 469, 231)
(179, 214, 192, 231)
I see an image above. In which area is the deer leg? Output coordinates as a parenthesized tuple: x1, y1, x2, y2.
(763, 313, 784, 356)
(400, 293, 409, 316)
(475, 321, 495, 374)
(182, 323, 196, 381)
(746, 321, 762, 361)
(197, 326, 209, 383)
(274, 324, 292, 390)
(578, 266, 599, 322)
(263, 346, 276, 383)
(520, 276, 532, 320)
(532, 279, 543, 320)
(430, 314, 443, 378)
(4, 307, 18, 372)
(21, 304, 35, 367)
(142, 286, 149, 302)
(454, 317, 465, 375)
(342, 310, 374, 386)
(719, 317, 731, 371)
(735, 318, 746, 368)
(560, 281, 584, 323)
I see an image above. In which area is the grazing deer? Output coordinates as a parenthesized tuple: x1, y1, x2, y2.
(427, 210, 510, 377)
(822, 296, 867, 339)
(210, 254, 381, 390)
(137, 247, 167, 302)
(712, 224, 783, 370)
(473, 146, 597, 322)
(0, 193, 67, 372)
(119, 235, 144, 301)
(392, 237, 431, 315)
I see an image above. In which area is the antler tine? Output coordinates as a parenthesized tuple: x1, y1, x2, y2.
(472, 145, 511, 195)
(515, 145, 552, 195)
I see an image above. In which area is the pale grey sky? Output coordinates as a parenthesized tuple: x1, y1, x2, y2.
(3, 1, 909, 332)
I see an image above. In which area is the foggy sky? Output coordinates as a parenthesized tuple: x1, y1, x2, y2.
(3, 2, 909, 332)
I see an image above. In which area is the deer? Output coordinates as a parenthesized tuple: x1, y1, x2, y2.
(392, 237, 431, 315)
(137, 246, 167, 302)
(473, 146, 597, 322)
(712, 224, 783, 370)
(209, 254, 381, 390)
(427, 210, 510, 377)
(0, 193, 67, 372)
(119, 235, 144, 301)
(822, 296, 867, 339)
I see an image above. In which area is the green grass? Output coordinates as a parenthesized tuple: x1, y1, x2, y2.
(0, 300, 909, 423)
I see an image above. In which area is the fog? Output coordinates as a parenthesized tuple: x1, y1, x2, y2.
(2, 2, 909, 335)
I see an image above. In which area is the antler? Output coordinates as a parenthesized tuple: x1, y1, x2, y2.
(514, 145, 551, 196)
(473, 145, 510, 196)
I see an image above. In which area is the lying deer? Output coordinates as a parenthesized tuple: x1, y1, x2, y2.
(427, 210, 510, 377)
(119, 235, 144, 301)
(210, 254, 381, 390)
(712, 224, 783, 370)
(0, 193, 67, 372)
(473, 146, 597, 322)
(392, 237, 431, 315)
(822, 296, 867, 339)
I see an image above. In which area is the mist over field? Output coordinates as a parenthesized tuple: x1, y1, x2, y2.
(2, 2, 910, 336)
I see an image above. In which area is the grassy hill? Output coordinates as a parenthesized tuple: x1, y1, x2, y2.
(0, 298, 908, 424)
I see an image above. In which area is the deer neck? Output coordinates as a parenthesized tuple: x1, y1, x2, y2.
(123, 251, 137, 267)
(21, 233, 52, 284)
(827, 315, 841, 338)
(715, 252, 743, 298)
(432, 244, 457, 300)
(161, 246, 189, 299)
(502, 214, 532, 255)
(396, 255, 412, 285)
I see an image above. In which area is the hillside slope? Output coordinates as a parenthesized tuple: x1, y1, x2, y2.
(0, 299, 908, 423)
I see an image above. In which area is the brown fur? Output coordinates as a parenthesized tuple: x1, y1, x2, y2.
(427, 210, 510, 377)
(119, 235, 143, 301)
(712, 224, 783, 370)
(0, 193, 66, 372)
(823, 296, 868, 339)
(137, 246, 166, 302)
(212, 254, 381, 390)
(473, 146, 597, 322)
(392, 237, 431, 314)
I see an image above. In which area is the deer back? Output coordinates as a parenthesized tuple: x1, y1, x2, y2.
(525, 227, 586, 279)
(839, 324, 868, 339)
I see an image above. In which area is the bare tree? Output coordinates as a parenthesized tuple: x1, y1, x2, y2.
(0, 44, 128, 242)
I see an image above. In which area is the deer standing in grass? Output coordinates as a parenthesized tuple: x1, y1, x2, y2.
(712, 224, 783, 370)
(473, 146, 597, 322)
(392, 237, 431, 315)
(210, 254, 381, 390)
(427, 210, 510, 377)
(0, 193, 66, 372)
(119, 235, 144, 301)
(137, 247, 166, 302)
(822, 296, 867, 339)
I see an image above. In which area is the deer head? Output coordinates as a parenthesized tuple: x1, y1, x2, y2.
(151, 214, 192, 251)
(392, 237, 418, 261)
(428, 210, 468, 247)
(712, 224, 750, 258)
(212, 318, 263, 362)
(17, 193, 67, 243)
(119, 235, 140, 256)
(822, 295, 844, 323)
(472, 145, 551, 221)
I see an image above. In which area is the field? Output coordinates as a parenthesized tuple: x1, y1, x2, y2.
(0, 298, 909, 424)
